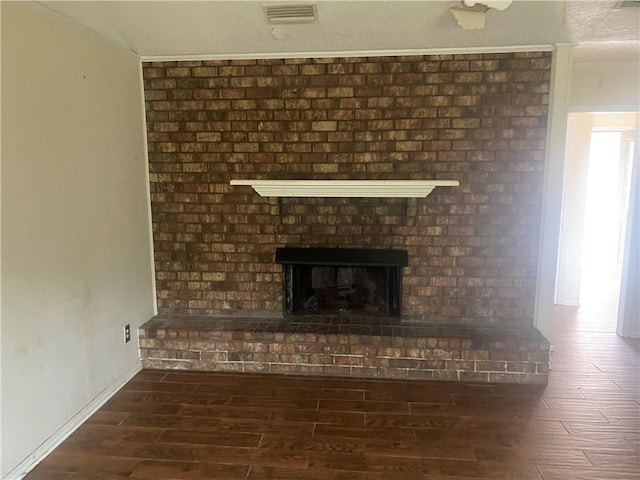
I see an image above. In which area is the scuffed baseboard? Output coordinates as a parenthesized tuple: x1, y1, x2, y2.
(3, 362, 141, 480)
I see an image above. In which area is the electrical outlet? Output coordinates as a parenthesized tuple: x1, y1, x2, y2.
(124, 324, 131, 343)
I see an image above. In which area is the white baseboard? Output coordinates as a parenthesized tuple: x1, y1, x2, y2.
(3, 362, 142, 480)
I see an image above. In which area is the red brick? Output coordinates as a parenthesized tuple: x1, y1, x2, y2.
(144, 52, 550, 320)
(475, 361, 507, 372)
(462, 350, 490, 360)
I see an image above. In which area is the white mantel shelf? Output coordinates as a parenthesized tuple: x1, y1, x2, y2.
(230, 179, 460, 198)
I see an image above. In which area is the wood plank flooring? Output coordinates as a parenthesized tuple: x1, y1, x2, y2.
(24, 306, 639, 480)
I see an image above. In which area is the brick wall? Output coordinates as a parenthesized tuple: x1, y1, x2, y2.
(143, 52, 551, 324)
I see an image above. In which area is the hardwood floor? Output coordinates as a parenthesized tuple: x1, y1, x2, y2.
(25, 306, 639, 480)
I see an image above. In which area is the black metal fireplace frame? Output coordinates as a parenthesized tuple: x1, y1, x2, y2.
(275, 247, 408, 318)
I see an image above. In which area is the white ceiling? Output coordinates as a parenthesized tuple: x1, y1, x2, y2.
(34, 1, 640, 62)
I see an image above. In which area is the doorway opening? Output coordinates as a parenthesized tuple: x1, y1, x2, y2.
(555, 112, 638, 331)
(581, 131, 630, 323)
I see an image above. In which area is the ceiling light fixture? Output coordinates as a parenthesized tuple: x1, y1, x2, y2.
(450, 0, 513, 30)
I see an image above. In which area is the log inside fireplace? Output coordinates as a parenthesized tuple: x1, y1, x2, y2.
(275, 247, 408, 318)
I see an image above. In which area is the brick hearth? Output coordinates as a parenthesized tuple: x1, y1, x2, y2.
(139, 315, 550, 384)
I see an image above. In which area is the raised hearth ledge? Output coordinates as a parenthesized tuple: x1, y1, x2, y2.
(229, 179, 460, 197)
(139, 315, 550, 384)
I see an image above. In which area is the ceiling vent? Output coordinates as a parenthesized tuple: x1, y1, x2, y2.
(615, 0, 640, 7)
(264, 3, 317, 24)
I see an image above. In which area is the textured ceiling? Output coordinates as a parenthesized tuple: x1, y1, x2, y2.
(32, 1, 639, 62)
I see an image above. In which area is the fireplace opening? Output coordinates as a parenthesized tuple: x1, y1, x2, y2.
(275, 247, 408, 318)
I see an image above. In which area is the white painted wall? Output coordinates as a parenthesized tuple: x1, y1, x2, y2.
(1, 3, 155, 478)
(617, 142, 640, 338)
(555, 114, 592, 305)
(570, 62, 640, 112)
(534, 45, 573, 341)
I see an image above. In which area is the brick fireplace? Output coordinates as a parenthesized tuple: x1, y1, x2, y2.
(140, 52, 552, 383)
